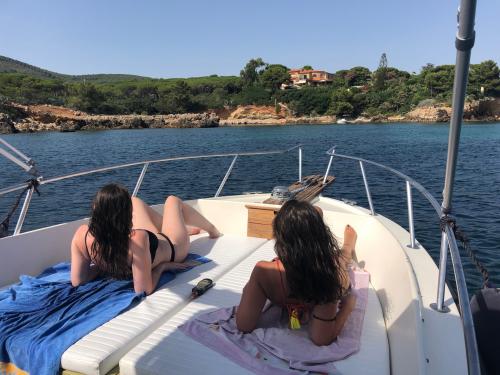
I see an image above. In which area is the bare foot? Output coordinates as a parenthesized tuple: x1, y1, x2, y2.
(343, 224, 357, 262)
(187, 225, 201, 236)
(208, 225, 222, 239)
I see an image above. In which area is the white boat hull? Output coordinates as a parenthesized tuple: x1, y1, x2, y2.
(0, 195, 467, 374)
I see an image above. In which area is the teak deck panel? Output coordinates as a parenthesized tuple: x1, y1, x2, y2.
(246, 174, 334, 239)
(263, 175, 335, 205)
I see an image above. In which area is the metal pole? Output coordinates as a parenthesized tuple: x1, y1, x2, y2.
(442, 0, 476, 214)
(215, 155, 238, 197)
(433, 231, 450, 312)
(0, 137, 32, 162)
(132, 163, 149, 197)
(13, 187, 35, 235)
(323, 146, 336, 184)
(322, 156, 334, 184)
(359, 161, 375, 215)
(0, 148, 34, 173)
(406, 181, 417, 248)
(446, 226, 481, 375)
(298, 146, 302, 182)
(0, 137, 39, 176)
(436, 0, 477, 309)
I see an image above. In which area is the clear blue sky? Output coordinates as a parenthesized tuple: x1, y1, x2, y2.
(1, 0, 498, 78)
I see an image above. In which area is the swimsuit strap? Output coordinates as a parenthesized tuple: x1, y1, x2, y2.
(84, 229, 90, 255)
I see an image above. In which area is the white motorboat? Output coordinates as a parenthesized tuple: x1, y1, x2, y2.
(0, 0, 487, 374)
(0, 143, 481, 375)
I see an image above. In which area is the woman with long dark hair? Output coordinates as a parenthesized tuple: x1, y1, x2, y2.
(70, 183, 220, 295)
(236, 199, 357, 346)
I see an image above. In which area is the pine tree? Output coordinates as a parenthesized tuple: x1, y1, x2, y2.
(373, 53, 388, 91)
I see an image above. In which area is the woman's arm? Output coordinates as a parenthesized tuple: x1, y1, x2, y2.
(236, 261, 269, 332)
(309, 293, 357, 346)
(130, 232, 192, 295)
(130, 231, 156, 295)
(70, 225, 100, 287)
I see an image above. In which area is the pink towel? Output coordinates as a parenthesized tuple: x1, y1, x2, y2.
(179, 270, 370, 375)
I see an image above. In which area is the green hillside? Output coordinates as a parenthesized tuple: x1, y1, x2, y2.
(0, 55, 66, 79)
(0, 55, 499, 117)
(0, 55, 148, 83)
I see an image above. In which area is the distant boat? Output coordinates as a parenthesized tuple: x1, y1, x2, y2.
(336, 118, 347, 124)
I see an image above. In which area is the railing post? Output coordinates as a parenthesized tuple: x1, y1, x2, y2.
(298, 146, 302, 182)
(323, 147, 336, 184)
(406, 181, 417, 248)
(13, 187, 35, 235)
(132, 163, 150, 197)
(359, 161, 375, 215)
(432, 231, 450, 312)
(446, 226, 481, 375)
(215, 155, 238, 197)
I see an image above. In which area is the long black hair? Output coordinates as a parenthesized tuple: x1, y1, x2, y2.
(273, 200, 346, 304)
(88, 183, 132, 279)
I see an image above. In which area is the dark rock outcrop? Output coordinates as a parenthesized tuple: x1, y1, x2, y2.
(0, 113, 18, 134)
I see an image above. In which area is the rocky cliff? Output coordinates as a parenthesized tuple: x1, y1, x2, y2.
(0, 103, 219, 133)
(218, 105, 336, 126)
(1, 99, 499, 134)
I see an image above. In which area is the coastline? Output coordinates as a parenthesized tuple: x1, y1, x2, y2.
(1, 101, 500, 134)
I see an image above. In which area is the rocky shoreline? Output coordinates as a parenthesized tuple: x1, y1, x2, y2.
(0, 103, 219, 134)
(1, 100, 500, 134)
(217, 101, 500, 126)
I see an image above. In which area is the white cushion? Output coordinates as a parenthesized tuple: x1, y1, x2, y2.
(60, 234, 267, 375)
(120, 240, 390, 375)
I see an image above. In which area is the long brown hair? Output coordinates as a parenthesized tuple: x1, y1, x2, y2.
(273, 200, 346, 304)
(88, 183, 132, 279)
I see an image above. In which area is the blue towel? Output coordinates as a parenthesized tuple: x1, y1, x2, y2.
(0, 253, 210, 375)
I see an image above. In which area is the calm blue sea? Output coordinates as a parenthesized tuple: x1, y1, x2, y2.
(1, 123, 499, 294)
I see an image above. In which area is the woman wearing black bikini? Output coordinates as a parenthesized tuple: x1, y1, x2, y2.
(70, 183, 220, 295)
(236, 200, 357, 346)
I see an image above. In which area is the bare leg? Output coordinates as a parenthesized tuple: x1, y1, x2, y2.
(338, 224, 357, 292)
(131, 197, 163, 232)
(161, 196, 220, 262)
(178, 202, 220, 238)
(342, 224, 357, 265)
(187, 225, 201, 235)
(132, 197, 202, 236)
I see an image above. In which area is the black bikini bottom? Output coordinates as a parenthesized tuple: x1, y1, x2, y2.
(157, 232, 176, 262)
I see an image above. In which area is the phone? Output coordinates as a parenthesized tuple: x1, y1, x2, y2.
(191, 278, 215, 298)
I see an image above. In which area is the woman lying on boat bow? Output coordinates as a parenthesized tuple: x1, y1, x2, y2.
(236, 200, 357, 346)
(70, 183, 221, 295)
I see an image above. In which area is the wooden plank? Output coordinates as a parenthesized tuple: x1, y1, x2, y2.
(247, 207, 276, 225)
(247, 222, 274, 239)
(245, 205, 279, 239)
(263, 174, 335, 205)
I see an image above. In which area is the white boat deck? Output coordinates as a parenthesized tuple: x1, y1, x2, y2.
(119, 240, 390, 375)
(61, 234, 267, 375)
(0, 195, 469, 375)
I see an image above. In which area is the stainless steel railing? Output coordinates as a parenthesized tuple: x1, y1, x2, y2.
(324, 147, 480, 375)
(0, 144, 302, 235)
(0, 142, 480, 374)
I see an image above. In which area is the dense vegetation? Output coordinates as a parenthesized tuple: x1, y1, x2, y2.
(1, 55, 499, 117)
